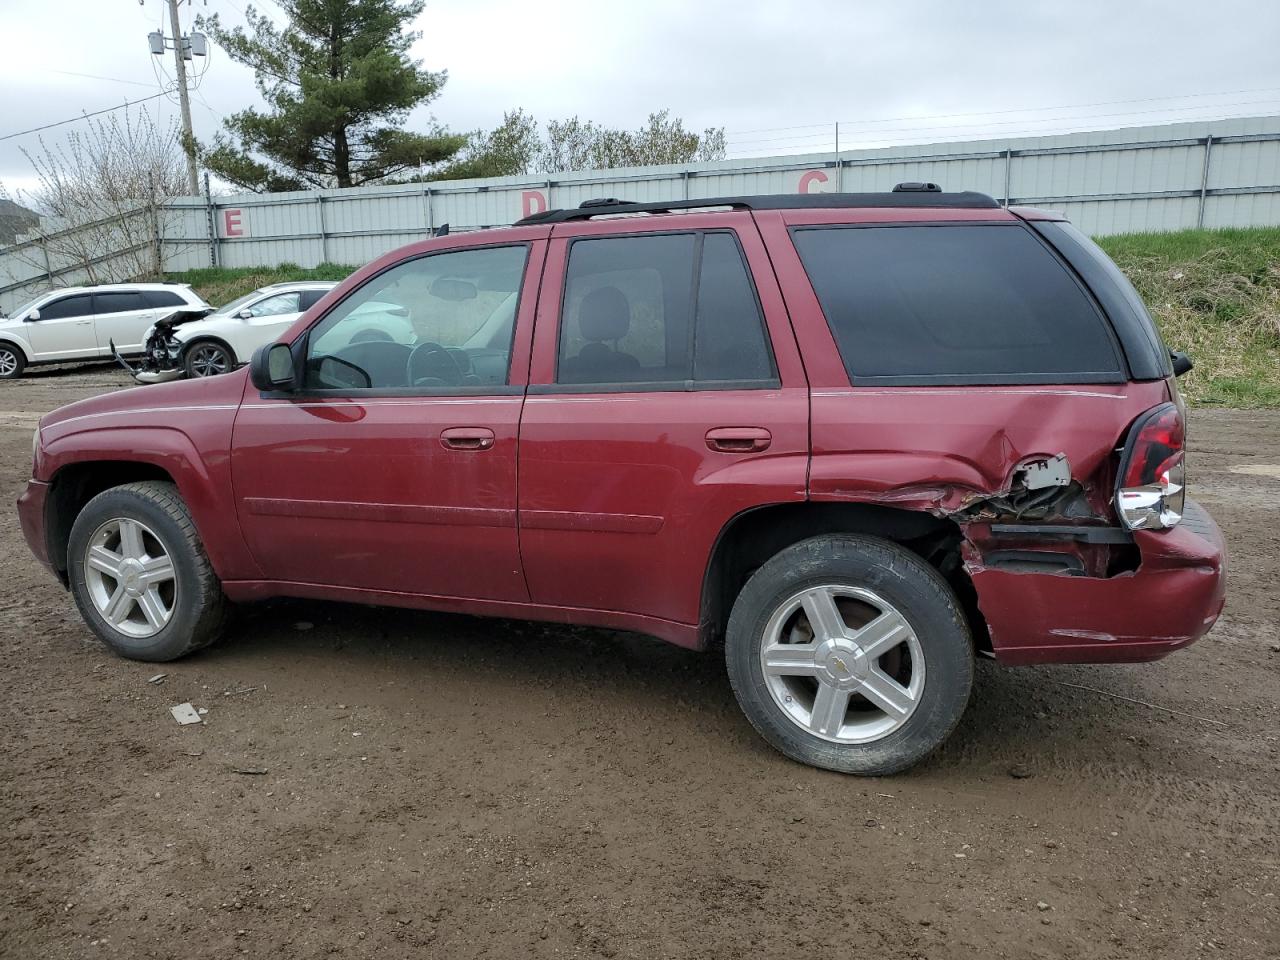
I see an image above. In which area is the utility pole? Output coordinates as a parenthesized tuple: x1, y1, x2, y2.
(148, 0, 206, 195)
(168, 0, 199, 195)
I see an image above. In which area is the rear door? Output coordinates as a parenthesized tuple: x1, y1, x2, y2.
(24, 293, 98, 360)
(92, 290, 158, 353)
(516, 213, 809, 629)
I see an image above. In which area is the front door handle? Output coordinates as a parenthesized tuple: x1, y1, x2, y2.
(705, 426, 772, 453)
(441, 427, 495, 451)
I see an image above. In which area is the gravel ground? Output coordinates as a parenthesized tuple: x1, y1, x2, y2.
(1, 363, 1277, 959)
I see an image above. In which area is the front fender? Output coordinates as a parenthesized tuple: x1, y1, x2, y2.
(42, 425, 262, 581)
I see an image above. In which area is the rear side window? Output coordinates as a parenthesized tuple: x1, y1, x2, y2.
(144, 290, 187, 308)
(94, 292, 147, 313)
(38, 295, 95, 320)
(299, 289, 328, 310)
(557, 231, 776, 387)
(792, 224, 1124, 385)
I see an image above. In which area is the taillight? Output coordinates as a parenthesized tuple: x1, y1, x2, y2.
(1115, 402, 1185, 531)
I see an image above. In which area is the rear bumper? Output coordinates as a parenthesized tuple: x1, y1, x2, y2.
(16, 478, 54, 575)
(973, 499, 1226, 665)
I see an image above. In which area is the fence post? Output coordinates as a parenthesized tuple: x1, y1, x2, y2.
(1197, 135, 1214, 229)
(317, 195, 328, 264)
(1002, 148, 1013, 207)
(40, 237, 53, 284)
(203, 173, 219, 268)
(834, 122, 842, 192)
(422, 187, 433, 235)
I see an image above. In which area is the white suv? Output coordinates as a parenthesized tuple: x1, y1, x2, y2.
(0, 283, 210, 379)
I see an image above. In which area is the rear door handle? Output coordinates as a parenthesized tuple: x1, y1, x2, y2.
(441, 427, 495, 451)
(705, 426, 771, 453)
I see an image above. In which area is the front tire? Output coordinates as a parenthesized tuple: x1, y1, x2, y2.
(68, 481, 227, 661)
(0, 342, 26, 379)
(725, 534, 973, 776)
(183, 341, 236, 378)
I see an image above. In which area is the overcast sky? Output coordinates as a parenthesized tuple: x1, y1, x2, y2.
(2, 0, 1279, 200)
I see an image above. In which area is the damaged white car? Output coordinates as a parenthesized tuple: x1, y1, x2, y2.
(125, 281, 339, 382)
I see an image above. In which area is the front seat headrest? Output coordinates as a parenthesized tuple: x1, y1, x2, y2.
(578, 287, 630, 342)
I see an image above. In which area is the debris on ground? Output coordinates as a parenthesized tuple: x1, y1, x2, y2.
(294, 621, 314, 631)
(232, 768, 268, 776)
(169, 703, 203, 725)
(147, 674, 166, 684)
(1009, 763, 1034, 779)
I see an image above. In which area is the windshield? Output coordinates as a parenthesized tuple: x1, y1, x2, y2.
(4, 294, 46, 319)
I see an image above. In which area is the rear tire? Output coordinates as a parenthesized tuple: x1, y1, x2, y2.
(68, 481, 227, 661)
(0, 342, 26, 379)
(725, 534, 973, 775)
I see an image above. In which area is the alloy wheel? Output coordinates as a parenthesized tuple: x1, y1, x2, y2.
(759, 584, 925, 743)
(0, 348, 18, 376)
(83, 517, 177, 639)
(188, 345, 229, 376)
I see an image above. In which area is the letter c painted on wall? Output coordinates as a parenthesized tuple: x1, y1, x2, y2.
(521, 190, 548, 218)
(798, 170, 829, 194)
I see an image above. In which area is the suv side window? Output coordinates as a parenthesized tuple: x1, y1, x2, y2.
(556, 231, 776, 387)
(37, 294, 95, 320)
(143, 290, 188, 308)
(303, 244, 528, 391)
(94, 292, 147, 313)
(791, 224, 1124, 385)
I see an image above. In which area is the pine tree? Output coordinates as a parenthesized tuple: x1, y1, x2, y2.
(199, 0, 464, 191)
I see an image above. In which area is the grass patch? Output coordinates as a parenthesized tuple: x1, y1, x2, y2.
(1098, 227, 1280, 408)
(171, 262, 356, 308)
(167, 227, 1280, 407)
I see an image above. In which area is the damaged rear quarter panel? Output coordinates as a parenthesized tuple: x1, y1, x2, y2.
(809, 383, 1168, 514)
(808, 382, 1229, 663)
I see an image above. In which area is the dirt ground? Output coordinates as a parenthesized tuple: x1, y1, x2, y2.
(1, 363, 1277, 960)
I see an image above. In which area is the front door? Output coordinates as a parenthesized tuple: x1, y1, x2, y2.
(517, 215, 810, 628)
(25, 293, 99, 360)
(230, 236, 546, 601)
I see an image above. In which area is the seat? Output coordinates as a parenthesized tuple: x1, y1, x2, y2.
(561, 287, 641, 383)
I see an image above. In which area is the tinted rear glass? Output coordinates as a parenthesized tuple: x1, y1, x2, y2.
(792, 224, 1124, 384)
(94, 292, 147, 313)
(144, 290, 187, 308)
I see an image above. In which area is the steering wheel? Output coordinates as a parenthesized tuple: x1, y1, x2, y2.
(407, 341, 467, 387)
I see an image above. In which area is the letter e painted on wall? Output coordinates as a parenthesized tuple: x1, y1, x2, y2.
(521, 190, 548, 219)
(222, 209, 247, 238)
(797, 170, 831, 194)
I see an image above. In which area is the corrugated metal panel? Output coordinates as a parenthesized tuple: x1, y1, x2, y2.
(5, 114, 1280, 313)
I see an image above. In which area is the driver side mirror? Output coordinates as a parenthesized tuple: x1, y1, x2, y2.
(25, 309, 40, 322)
(237, 308, 254, 320)
(250, 342, 297, 392)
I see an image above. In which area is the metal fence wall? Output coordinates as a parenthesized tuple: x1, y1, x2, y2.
(4, 114, 1280, 313)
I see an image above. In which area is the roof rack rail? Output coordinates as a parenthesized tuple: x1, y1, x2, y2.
(514, 190, 998, 225)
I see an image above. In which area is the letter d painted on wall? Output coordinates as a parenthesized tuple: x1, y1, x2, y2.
(521, 190, 548, 219)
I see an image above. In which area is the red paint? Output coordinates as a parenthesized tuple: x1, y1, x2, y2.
(521, 190, 548, 219)
(797, 169, 829, 193)
(223, 209, 244, 237)
(16, 199, 1226, 667)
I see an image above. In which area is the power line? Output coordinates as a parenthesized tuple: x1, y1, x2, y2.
(48, 69, 159, 89)
(0, 94, 168, 143)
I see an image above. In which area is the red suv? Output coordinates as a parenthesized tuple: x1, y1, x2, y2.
(17, 188, 1226, 775)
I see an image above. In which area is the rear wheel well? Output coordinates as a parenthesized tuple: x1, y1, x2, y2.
(46, 462, 176, 580)
(700, 502, 989, 654)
